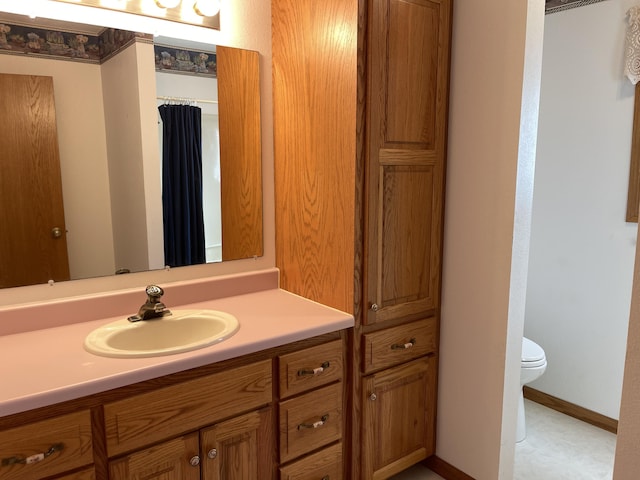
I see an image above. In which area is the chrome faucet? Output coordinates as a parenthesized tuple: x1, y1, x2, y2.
(128, 285, 172, 322)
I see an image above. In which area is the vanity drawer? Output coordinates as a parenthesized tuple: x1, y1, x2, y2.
(362, 317, 437, 374)
(279, 339, 343, 398)
(104, 359, 272, 456)
(280, 442, 343, 480)
(279, 383, 342, 463)
(0, 410, 93, 480)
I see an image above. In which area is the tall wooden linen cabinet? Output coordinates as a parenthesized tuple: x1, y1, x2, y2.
(273, 0, 452, 477)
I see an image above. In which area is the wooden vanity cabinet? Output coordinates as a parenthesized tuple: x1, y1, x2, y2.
(277, 340, 345, 480)
(0, 410, 94, 480)
(358, 0, 450, 475)
(0, 333, 347, 480)
(105, 359, 274, 480)
(109, 407, 273, 480)
(272, 0, 451, 476)
(362, 356, 437, 479)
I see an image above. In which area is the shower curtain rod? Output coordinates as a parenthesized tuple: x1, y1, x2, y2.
(157, 95, 218, 105)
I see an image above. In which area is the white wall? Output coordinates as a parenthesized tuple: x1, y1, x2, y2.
(525, 0, 637, 419)
(440, 0, 544, 478)
(101, 42, 152, 274)
(0, 54, 116, 280)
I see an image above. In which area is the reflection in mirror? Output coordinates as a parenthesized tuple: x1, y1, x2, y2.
(0, 13, 263, 289)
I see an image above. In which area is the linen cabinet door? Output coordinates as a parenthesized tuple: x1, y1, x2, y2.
(361, 357, 437, 479)
(200, 407, 274, 480)
(109, 433, 200, 480)
(364, 0, 451, 326)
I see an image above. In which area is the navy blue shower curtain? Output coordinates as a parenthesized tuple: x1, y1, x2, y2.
(159, 104, 206, 267)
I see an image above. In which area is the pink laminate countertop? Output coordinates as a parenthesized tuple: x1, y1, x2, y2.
(0, 288, 353, 417)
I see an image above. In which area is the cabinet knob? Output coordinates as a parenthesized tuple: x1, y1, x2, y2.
(51, 227, 63, 238)
(369, 393, 377, 401)
(207, 448, 218, 459)
(189, 455, 201, 467)
(370, 303, 379, 312)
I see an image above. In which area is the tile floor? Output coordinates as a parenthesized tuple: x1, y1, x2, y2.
(513, 399, 616, 479)
(388, 399, 616, 480)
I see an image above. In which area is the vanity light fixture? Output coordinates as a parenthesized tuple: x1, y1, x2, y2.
(43, 0, 220, 29)
(193, 0, 220, 17)
(154, 0, 180, 8)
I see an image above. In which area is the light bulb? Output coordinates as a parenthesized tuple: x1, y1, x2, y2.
(155, 0, 181, 8)
(193, 0, 220, 17)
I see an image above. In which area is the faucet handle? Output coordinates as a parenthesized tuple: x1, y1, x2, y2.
(145, 285, 164, 302)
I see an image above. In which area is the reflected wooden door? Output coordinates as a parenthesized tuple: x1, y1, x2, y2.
(0, 73, 70, 288)
(217, 46, 263, 261)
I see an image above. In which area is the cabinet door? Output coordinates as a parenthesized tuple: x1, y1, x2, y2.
(109, 433, 200, 480)
(362, 357, 436, 479)
(200, 407, 273, 480)
(364, 0, 452, 325)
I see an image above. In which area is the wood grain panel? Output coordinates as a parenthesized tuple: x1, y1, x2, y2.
(627, 82, 640, 222)
(0, 73, 70, 288)
(385, 0, 440, 147)
(109, 433, 200, 480)
(0, 410, 92, 480)
(217, 46, 264, 260)
(364, 0, 450, 326)
(361, 357, 436, 479)
(278, 339, 343, 398)
(55, 467, 96, 480)
(279, 383, 343, 463)
(200, 407, 273, 480)
(362, 317, 437, 373)
(104, 360, 272, 456)
(279, 442, 343, 480)
(272, 0, 358, 314)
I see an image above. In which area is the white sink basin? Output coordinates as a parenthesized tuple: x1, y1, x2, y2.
(84, 309, 239, 358)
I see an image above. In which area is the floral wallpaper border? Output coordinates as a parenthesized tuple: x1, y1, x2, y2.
(154, 44, 217, 78)
(0, 22, 153, 64)
(546, 0, 608, 14)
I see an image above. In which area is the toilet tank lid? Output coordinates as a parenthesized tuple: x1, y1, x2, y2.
(522, 337, 545, 363)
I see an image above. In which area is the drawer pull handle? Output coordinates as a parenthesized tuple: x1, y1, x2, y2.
(1, 442, 64, 466)
(297, 361, 330, 376)
(297, 414, 329, 430)
(391, 338, 416, 350)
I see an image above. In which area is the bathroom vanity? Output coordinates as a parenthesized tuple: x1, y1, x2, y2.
(0, 270, 353, 479)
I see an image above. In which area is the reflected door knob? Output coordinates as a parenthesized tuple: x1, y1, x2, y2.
(51, 227, 63, 238)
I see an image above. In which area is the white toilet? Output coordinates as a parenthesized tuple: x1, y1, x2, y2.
(517, 337, 547, 442)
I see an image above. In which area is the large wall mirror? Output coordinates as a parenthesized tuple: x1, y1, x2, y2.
(0, 10, 263, 290)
